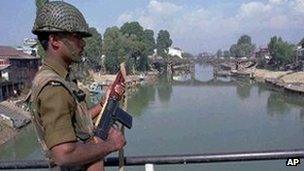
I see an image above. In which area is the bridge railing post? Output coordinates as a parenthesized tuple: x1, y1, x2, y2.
(145, 163, 154, 171)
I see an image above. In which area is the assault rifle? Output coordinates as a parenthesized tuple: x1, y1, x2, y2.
(94, 63, 132, 140)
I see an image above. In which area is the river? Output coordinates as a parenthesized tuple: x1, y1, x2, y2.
(1, 64, 304, 171)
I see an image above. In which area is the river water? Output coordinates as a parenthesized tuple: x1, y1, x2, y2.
(1, 64, 304, 171)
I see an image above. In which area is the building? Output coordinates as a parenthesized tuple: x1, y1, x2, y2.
(293, 42, 304, 70)
(198, 52, 212, 58)
(168, 47, 183, 59)
(16, 38, 38, 57)
(296, 42, 304, 62)
(150, 47, 184, 59)
(0, 46, 40, 100)
(255, 47, 271, 61)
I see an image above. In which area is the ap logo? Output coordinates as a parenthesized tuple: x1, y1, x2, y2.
(286, 158, 300, 166)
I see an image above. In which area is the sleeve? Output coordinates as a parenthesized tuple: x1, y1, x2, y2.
(38, 84, 77, 149)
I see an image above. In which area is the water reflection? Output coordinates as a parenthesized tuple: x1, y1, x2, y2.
(128, 84, 156, 117)
(195, 63, 214, 81)
(257, 83, 271, 96)
(300, 109, 304, 120)
(267, 92, 291, 116)
(266, 91, 304, 120)
(0, 124, 42, 160)
(157, 77, 173, 103)
(235, 80, 252, 99)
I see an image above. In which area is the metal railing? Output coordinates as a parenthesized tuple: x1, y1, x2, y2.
(1, 149, 304, 170)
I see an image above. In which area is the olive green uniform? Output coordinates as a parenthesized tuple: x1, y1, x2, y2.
(37, 57, 78, 149)
(28, 57, 94, 171)
(30, 1, 95, 169)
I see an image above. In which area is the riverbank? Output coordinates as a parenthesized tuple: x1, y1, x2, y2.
(0, 101, 31, 146)
(0, 70, 160, 146)
(81, 71, 159, 92)
(230, 67, 304, 94)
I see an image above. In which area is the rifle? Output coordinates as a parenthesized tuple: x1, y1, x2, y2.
(94, 63, 133, 140)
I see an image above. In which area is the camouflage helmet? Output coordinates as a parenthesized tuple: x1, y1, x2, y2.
(32, 1, 92, 37)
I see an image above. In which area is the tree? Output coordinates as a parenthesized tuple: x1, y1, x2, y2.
(236, 35, 255, 58)
(37, 43, 45, 59)
(182, 52, 194, 59)
(143, 29, 156, 56)
(223, 50, 230, 58)
(216, 49, 222, 58)
(156, 30, 172, 58)
(299, 37, 304, 46)
(120, 23, 156, 72)
(229, 35, 255, 58)
(268, 36, 295, 69)
(230, 44, 237, 57)
(102, 26, 123, 73)
(120, 22, 146, 72)
(102, 22, 172, 73)
(83, 27, 102, 70)
(237, 35, 251, 45)
(120, 22, 144, 38)
(139, 29, 156, 71)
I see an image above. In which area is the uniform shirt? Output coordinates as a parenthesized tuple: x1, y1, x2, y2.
(37, 57, 77, 149)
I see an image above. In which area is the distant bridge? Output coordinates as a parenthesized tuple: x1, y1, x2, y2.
(172, 77, 240, 87)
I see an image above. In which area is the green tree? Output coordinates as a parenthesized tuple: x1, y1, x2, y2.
(156, 30, 172, 58)
(83, 27, 102, 70)
(223, 50, 230, 58)
(236, 35, 255, 58)
(216, 49, 222, 58)
(230, 35, 255, 58)
(102, 26, 123, 73)
(139, 29, 156, 71)
(37, 42, 45, 59)
(128, 85, 156, 116)
(237, 35, 251, 45)
(102, 22, 172, 73)
(230, 44, 237, 57)
(298, 37, 304, 46)
(120, 22, 144, 38)
(121, 22, 143, 72)
(268, 36, 295, 69)
(182, 52, 194, 59)
(120, 22, 155, 72)
(143, 29, 156, 56)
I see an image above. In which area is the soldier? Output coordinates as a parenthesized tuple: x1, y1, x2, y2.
(29, 1, 125, 170)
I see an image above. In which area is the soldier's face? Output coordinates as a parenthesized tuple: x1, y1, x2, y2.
(60, 33, 86, 63)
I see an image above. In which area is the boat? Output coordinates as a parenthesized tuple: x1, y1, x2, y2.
(88, 82, 103, 94)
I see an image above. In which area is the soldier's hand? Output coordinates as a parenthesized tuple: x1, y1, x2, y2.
(107, 127, 126, 151)
(103, 83, 125, 101)
(114, 83, 125, 98)
(99, 82, 125, 106)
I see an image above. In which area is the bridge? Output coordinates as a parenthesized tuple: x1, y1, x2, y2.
(172, 77, 240, 87)
(1, 149, 303, 170)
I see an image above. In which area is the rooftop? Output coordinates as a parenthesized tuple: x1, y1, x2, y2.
(0, 46, 39, 59)
(0, 65, 10, 71)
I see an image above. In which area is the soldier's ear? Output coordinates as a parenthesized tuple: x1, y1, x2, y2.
(49, 34, 61, 50)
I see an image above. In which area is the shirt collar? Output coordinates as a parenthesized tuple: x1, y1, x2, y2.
(43, 57, 69, 79)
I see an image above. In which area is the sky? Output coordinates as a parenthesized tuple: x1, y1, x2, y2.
(0, 0, 303, 54)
